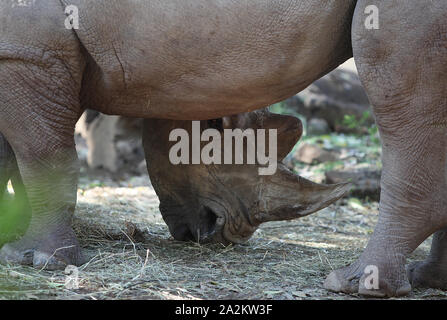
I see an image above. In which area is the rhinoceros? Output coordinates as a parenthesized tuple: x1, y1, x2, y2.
(0, 0, 446, 297)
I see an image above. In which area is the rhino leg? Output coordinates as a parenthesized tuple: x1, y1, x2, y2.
(407, 229, 447, 290)
(324, 0, 447, 297)
(0, 64, 83, 270)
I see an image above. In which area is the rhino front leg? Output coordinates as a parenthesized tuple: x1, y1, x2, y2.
(324, 0, 447, 297)
(0, 145, 81, 270)
(407, 229, 447, 289)
(0, 63, 83, 270)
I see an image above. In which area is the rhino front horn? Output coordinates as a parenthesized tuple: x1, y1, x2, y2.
(250, 164, 350, 224)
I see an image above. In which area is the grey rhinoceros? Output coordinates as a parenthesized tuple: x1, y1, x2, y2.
(0, 0, 446, 297)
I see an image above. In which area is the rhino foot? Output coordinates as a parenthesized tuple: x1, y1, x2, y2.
(407, 229, 447, 290)
(407, 261, 447, 290)
(324, 258, 411, 298)
(0, 226, 82, 270)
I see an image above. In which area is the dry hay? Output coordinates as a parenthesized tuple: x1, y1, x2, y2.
(0, 176, 445, 300)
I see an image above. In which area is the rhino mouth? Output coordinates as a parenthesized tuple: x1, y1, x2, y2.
(163, 195, 256, 246)
(164, 202, 227, 244)
(190, 205, 226, 244)
(160, 166, 350, 246)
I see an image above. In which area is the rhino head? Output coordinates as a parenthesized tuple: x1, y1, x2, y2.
(143, 109, 349, 245)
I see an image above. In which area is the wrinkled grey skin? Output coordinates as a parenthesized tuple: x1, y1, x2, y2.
(0, 0, 446, 297)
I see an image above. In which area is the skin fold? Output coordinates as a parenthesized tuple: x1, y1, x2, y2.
(0, 0, 445, 297)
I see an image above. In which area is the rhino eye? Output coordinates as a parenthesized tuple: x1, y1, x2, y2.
(207, 118, 223, 131)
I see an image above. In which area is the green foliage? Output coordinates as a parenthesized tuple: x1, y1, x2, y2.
(342, 111, 380, 145)
(367, 125, 380, 145)
(342, 111, 371, 130)
(269, 101, 301, 117)
(0, 195, 31, 247)
(87, 181, 105, 188)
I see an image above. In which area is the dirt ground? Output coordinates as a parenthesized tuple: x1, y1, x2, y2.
(0, 131, 446, 300)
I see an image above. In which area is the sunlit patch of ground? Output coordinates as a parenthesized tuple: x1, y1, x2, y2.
(0, 134, 445, 300)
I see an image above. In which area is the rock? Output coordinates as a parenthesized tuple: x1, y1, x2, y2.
(285, 68, 373, 134)
(325, 169, 381, 201)
(294, 143, 340, 164)
(75, 110, 144, 174)
(86, 114, 120, 172)
(307, 118, 331, 135)
(137, 160, 148, 176)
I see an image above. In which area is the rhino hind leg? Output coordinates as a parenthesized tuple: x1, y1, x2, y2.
(324, 0, 447, 297)
(407, 229, 447, 290)
(0, 61, 83, 270)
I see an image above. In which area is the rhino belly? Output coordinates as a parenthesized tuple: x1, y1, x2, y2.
(77, 0, 355, 119)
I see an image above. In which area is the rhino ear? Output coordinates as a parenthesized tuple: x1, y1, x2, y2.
(222, 110, 302, 161)
(268, 112, 302, 161)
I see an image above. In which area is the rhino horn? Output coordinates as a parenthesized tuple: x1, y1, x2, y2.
(250, 164, 350, 224)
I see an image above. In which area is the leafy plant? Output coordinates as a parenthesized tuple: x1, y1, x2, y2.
(342, 111, 371, 130)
